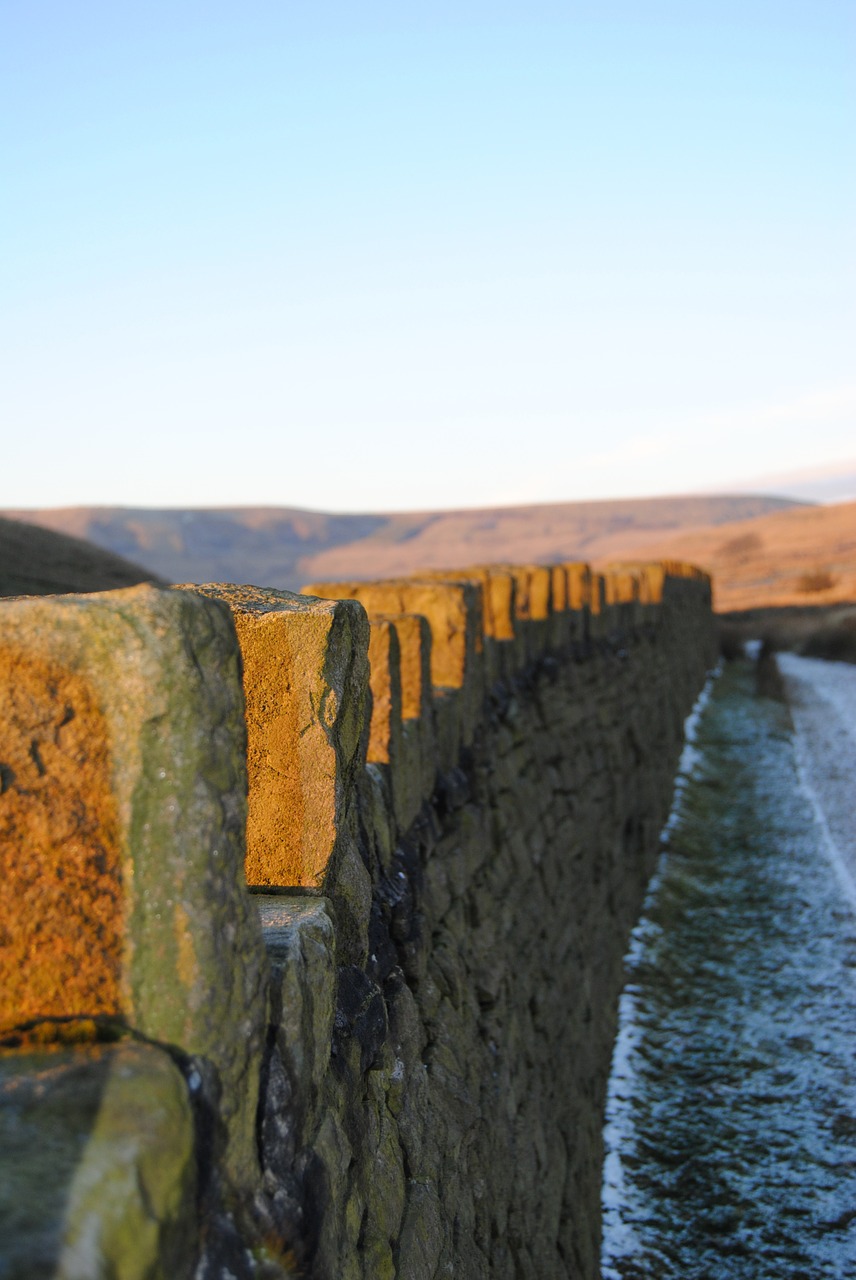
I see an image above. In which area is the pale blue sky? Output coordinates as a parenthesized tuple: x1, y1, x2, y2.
(2, 1, 853, 511)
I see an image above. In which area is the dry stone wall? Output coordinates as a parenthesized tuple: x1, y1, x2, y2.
(0, 561, 715, 1280)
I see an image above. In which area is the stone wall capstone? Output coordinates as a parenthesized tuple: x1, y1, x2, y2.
(0, 561, 715, 1279)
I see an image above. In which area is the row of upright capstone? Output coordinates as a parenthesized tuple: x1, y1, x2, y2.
(0, 557, 709, 1186)
(299, 559, 709, 853)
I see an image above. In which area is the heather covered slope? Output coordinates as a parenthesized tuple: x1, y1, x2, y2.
(606, 499, 856, 611)
(0, 516, 165, 597)
(3, 495, 801, 595)
(5, 494, 853, 613)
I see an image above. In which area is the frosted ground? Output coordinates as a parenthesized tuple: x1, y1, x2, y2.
(602, 655, 856, 1278)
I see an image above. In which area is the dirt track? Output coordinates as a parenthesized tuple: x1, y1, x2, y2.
(778, 652, 856, 913)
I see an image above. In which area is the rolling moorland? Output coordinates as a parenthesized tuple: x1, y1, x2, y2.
(2, 493, 855, 621)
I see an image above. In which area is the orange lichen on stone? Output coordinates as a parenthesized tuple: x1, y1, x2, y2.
(0, 584, 270, 1188)
(0, 649, 123, 1034)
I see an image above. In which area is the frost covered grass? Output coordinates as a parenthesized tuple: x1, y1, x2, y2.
(602, 658, 856, 1279)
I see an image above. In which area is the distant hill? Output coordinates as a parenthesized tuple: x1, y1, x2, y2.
(597, 498, 856, 612)
(1, 495, 802, 597)
(0, 516, 164, 597)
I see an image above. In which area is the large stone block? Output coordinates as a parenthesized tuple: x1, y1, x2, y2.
(302, 579, 481, 694)
(0, 584, 268, 1185)
(0, 1042, 197, 1280)
(606, 561, 666, 605)
(418, 566, 515, 643)
(182, 584, 370, 890)
(561, 562, 593, 646)
(386, 613, 436, 824)
(564, 562, 592, 609)
(603, 568, 642, 634)
(364, 617, 430, 830)
(417, 566, 517, 685)
(258, 897, 337, 1113)
(366, 619, 403, 768)
(303, 578, 483, 769)
(485, 563, 554, 666)
(589, 574, 607, 637)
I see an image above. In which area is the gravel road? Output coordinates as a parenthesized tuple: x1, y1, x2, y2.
(777, 653, 856, 914)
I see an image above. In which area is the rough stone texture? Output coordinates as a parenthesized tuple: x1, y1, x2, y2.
(0, 564, 714, 1280)
(385, 613, 433, 724)
(0, 653, 123, 1033)
(302, 580, 481, 695)
(366, 620, 403, 768)
(179, 584, 371, 891)
(303, 578, 484, 774)
(0, 1041, 197, 1280)
(366, 619, 433, 836)
(254, 573, 716, 1279)
(377, 612, 436, 831)
(407, 567, 518, 689)
(0, 585, 268, 1187)
(418, 567, 516, 642)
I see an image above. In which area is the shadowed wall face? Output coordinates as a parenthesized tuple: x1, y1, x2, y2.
(253, 571, 716, 1280)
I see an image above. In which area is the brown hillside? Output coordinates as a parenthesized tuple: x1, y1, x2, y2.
(4, 496, 852, 613)
(594, 500, 856, 611)
(3, 495, 801, 596)
(0, 516, 165, 597)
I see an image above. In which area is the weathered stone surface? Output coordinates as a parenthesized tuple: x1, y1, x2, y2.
(0, 652, 123, 1033)
(416, 566, 519, 685)
(252, 569, 716, 1280)
(181, 584, 370, 891)
(302, 579, 480, 695)
(604, 567, 639, 605)
(486, 563, 554, 665)
(382, 613, 436, 821)
(366, 619, 403, 767)
(418, 566, 516, 644)
(304, 577, 486, 771)
(0, 584, 268, 1187)
(0, 563, 716, 1280)
(0, 1042, 196, 1280)
(377, 613, 432, 723)
(259, 897, 337, 1107)
(606, 560, 666, 604)
(549, 564, 569, 613)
